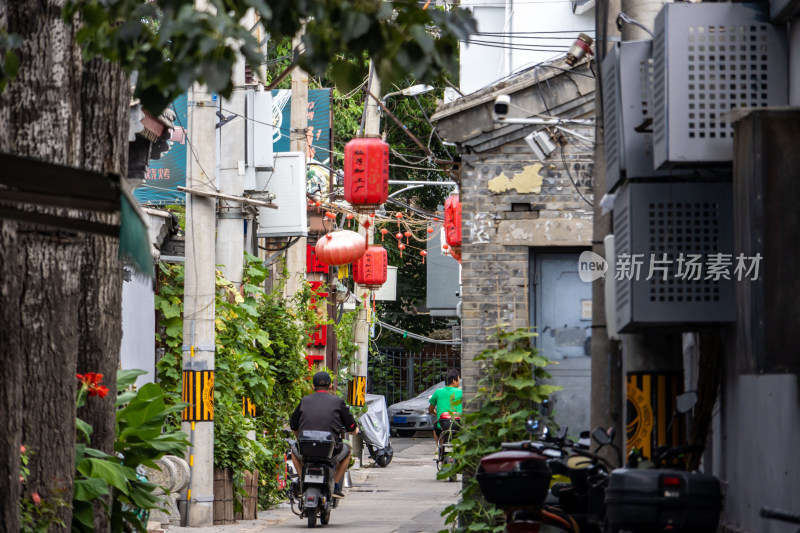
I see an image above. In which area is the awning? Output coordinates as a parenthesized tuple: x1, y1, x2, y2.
(0, 152, 154, 277)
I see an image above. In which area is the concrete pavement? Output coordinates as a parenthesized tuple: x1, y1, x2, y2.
(169, 435, 460, 532)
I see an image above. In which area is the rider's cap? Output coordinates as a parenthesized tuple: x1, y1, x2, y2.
(313, 371, 332, 387)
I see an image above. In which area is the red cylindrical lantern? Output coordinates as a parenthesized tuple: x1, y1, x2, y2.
(344, 137, 389, 212)
(444, 194, 462, 248)
(314, 230, 367, 266)
(353, 245, 388, 289)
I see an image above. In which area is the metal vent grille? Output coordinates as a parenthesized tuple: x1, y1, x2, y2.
(646, 200, 722, 304)
(602, 45, 621, 191)
(652, 3, 788, 168)
(613, 182, 735, 332)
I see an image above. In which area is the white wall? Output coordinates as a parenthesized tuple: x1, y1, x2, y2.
(120, 268, 156, 388)
(460, 0, 596, 95)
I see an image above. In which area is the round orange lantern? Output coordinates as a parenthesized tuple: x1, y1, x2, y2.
(344, 137, 389, 212)
(314, 230, 367, 266)
(353, 246, 388, 289)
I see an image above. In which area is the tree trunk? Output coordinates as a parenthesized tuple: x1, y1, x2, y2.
(76, 57, 129, 533)
(0, 2, 129, 531)
(0, 220, 23, 532)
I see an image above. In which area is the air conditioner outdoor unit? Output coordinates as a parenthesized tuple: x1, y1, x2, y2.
(256, 152, 308, 238)
(603, 40, 686, 194)
(613, 182, 735, 333)
(652, 2, 788, 169)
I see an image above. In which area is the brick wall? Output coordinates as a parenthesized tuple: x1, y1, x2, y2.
(458, 135, 594, 405)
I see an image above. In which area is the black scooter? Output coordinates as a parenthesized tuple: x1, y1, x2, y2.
(289, 430, 341, 528)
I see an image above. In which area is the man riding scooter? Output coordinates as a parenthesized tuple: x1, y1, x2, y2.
(289, 372, 359, 498)
(428, 370, 463, 445)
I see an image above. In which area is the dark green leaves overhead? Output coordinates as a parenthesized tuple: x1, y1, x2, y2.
(63, 0, 477, 113)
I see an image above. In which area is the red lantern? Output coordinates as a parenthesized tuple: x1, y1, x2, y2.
(344, 137, 389, 212)
(403, 231, 412, 244)
(427, 227, 434, 234)
(353, 246, 388, 289)
(395, 232, 403, 240)
(380, 228, 389, 241)
(314, 230, 367, 266)
(420, 250, 428, 264)
(444, 194, 462, 248)
(398, 243, 405, 257)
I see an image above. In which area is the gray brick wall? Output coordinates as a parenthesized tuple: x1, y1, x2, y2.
(458, 137, 594, 408)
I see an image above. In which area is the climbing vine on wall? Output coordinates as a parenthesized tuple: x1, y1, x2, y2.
(155, 254, 317, 508)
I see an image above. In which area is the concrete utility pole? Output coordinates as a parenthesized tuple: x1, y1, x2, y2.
(590, 0, 623, 465)
(285, 26, 308, 299)
(216, 50, 246, 288)
(617, 1, 683, 376)
(181, 79, 217, 526)
(349, 62, 381, 465)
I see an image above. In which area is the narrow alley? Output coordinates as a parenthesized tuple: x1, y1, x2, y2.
(171, 436, 459, 533)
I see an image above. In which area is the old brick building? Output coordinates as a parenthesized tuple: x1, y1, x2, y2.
(432, 57, 596, 431)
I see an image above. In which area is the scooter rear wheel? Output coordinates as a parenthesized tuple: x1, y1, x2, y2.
(321, 508, 331, 525)
(307, 511, 317, 528)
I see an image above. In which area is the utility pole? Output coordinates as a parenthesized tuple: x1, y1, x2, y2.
(590, 0, 623, 465)
(349, 61, 381, 465)
(285, 25, 308, 300)
(181, 70, 217, 526)
(216, 47, 246, 287)
(617, 3, 683, 374)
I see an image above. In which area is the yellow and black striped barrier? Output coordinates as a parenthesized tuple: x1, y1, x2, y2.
(626, 371, 684, 461)
(182, 370, 214, 422)
(347, 375, 367, 407)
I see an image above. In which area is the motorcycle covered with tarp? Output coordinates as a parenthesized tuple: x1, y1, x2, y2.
(360, 394, 393, 467)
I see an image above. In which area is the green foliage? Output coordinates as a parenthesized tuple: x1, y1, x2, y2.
(72, 369, 190, 533)
(0, 30, 21, 92)
(61, 0, 476, 113)
(155, 254, 316, 510)
(19, 446, 68, 533)
(438, 326, 562, 532)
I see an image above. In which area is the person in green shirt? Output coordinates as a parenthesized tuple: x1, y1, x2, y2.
(428, 370, 463, 445)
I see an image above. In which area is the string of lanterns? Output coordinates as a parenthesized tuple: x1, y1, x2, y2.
(310, 136, 462, 302)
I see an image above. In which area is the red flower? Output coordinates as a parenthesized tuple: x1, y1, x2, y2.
(31, 492, 41, 506)
(20, 445, 25, 454)
(89, 385, 109, 398)
(77, 372, 107, 398)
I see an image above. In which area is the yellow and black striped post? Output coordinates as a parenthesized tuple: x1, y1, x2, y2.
(626, 371, 684, 461)
(347, 375, 367, 407)
(182, 370, 215, 422)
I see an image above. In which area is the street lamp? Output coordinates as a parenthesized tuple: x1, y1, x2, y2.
(378, 84, 435, 132)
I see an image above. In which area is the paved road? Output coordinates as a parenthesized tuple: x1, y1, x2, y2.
(170, 436, 460, 532)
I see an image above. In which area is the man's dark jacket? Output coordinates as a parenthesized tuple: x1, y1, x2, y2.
(289, 391, 357, 440)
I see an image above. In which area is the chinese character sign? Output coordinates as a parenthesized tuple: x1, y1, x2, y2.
(134, 93, 188, 205)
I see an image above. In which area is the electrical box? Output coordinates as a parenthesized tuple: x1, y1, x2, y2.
(256, 152, 308, 237)
(373, 266, 397, 302)
(613, 182, 735, 333)
(652, 2, 788, 168)
(244, 90, 274, 191)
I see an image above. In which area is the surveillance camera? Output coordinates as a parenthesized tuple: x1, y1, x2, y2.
(493, 95, 511, 120)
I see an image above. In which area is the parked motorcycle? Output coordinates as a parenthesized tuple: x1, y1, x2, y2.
(289, 430, 341, 528)
(476, 420, 614, 533)
(602, 391, 723, 533)
(360, 393, 394, 467)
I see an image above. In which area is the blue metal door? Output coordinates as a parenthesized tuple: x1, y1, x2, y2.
(532, 252, 592, 359)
